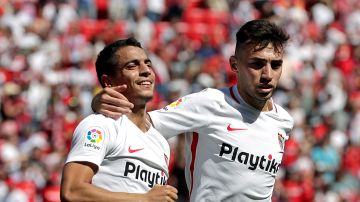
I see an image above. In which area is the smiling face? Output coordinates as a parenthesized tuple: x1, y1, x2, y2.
(230, 43, 283, 111)
(102, 46, 155, 105)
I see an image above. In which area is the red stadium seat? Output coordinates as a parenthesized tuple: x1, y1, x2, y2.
(78, 19, 102, 40)
(154, 22, 171, 40)
(183, 8, 206, 24)
(113, 20, 128, 37)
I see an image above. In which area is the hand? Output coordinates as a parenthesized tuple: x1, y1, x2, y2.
(143, 185, 178, 202)
(91, 85, 134, 119)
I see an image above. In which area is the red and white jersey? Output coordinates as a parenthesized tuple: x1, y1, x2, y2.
(149, 86, 294, 202)
(65, 114, 170, 193)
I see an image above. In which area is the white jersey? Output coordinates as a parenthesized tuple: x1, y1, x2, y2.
(65, 114, 170, 193)
(149, 86, 294, 202)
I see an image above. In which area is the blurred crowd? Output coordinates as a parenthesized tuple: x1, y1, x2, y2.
(0, 0, 360, 201)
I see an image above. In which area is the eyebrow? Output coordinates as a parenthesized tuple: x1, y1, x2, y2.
(122, 58, 152, 67)
(248, 57, 283, 63)
(250, 58, 283, 67)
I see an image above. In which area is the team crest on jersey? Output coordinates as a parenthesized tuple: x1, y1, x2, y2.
(83, 127, 104, 152)
(278, 133, 285, 151)
(162, 98, 185, 111)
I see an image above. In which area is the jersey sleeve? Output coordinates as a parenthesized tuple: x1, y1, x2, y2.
(65, 114, 114, 167)
(149, 88, 218, 139)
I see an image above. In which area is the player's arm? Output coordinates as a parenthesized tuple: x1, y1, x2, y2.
(148, 91, 213, 139)
(60, 162, 178, 202)
(92, 87, 212, 138)
(91, 85, 134, 119)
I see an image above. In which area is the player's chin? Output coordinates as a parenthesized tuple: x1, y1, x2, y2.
(256, 91, 273, 100)
(142, 96, 153, 104)
(139, 92, 154, 101)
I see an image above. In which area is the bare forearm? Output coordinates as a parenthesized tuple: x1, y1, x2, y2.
(61, 163, 146, 202)
(61, 182, 145, 202)
(61, 159, 177, 202)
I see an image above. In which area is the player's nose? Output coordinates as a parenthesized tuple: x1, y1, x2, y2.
(139, 62, 152, 77)
(261, 63, 272, 80)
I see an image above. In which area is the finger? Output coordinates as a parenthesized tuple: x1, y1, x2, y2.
(106, 85, 131, 99)
(99, 104, 131, 115)
(104, 87, 135, 109)
(102, 91, 134, 109)
(112, 84, 128, 93)
(103, 87, 127, 100)
(165, 185, 178, 194)
(100, 94, 134, 109)
(166, 186, 178, 200)
(168, 191, 178, 201)
(98, 104, 131, 117)
(99, 101, 132, 114)
(166, 195, 177, 202)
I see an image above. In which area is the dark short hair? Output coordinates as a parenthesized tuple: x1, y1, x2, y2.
(95, 38, 143, 87)
(235, 19, 289, 55)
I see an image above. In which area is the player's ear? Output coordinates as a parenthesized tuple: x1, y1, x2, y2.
(101, 74, 112, 87)
(229, 56, 238, 72)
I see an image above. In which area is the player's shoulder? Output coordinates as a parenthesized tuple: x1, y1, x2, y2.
(273, 103, 292, 118)
(79, 113, 117, 125)
(76, 114, 122, 133)
(178, 88, 228, 110)
(199, 87, 225, 95)
(158, 88, 225, 114)
(187, 87, 226, 101)
(273, 103, 294, 129)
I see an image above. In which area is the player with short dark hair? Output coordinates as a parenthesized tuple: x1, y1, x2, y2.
(61, 38, 178, 202)
(95, 38, 142, 87)
(92, 20, 294, 201)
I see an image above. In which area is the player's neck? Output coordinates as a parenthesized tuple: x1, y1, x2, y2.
(237, 89, 273, 111)
(246, 100, 273, 112)
(260, 100, 273, 111)
(247, 99, 273, 111)
(127, 106, 151, 132)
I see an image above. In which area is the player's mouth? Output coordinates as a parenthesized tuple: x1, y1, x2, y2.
(257, 84, 273, 93)
(136, 80, 153, 88)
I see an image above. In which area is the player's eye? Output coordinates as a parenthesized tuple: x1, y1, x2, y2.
(124, 62, 138, 70)
(146, 62, 153, 68)
(271, 61, 282, 69)
(248, 61, 265, 69)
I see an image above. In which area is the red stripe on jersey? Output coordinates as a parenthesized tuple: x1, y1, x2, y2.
(274, 103, 278, 113)
(271, 98, 278, 113)
(189, 133, 199, 196)
(229, 86, 240, 104)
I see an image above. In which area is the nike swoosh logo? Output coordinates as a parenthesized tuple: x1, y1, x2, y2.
(128, 146, 144, 153)
(227, 124, 247, 131)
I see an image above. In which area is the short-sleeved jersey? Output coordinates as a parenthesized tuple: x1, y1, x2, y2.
(149, 86, 294, 202)
(65, 114, 170, 193)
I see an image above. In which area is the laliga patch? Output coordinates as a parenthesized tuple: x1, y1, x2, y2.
(162, 98, 185, 111)
(83, 127, 104, 152)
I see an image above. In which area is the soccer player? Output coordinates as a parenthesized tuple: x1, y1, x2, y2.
(60, 38, 178, 202)
(92, 20, 294, 201)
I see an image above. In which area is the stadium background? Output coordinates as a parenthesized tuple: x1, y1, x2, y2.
(0, 0, 359, 201)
